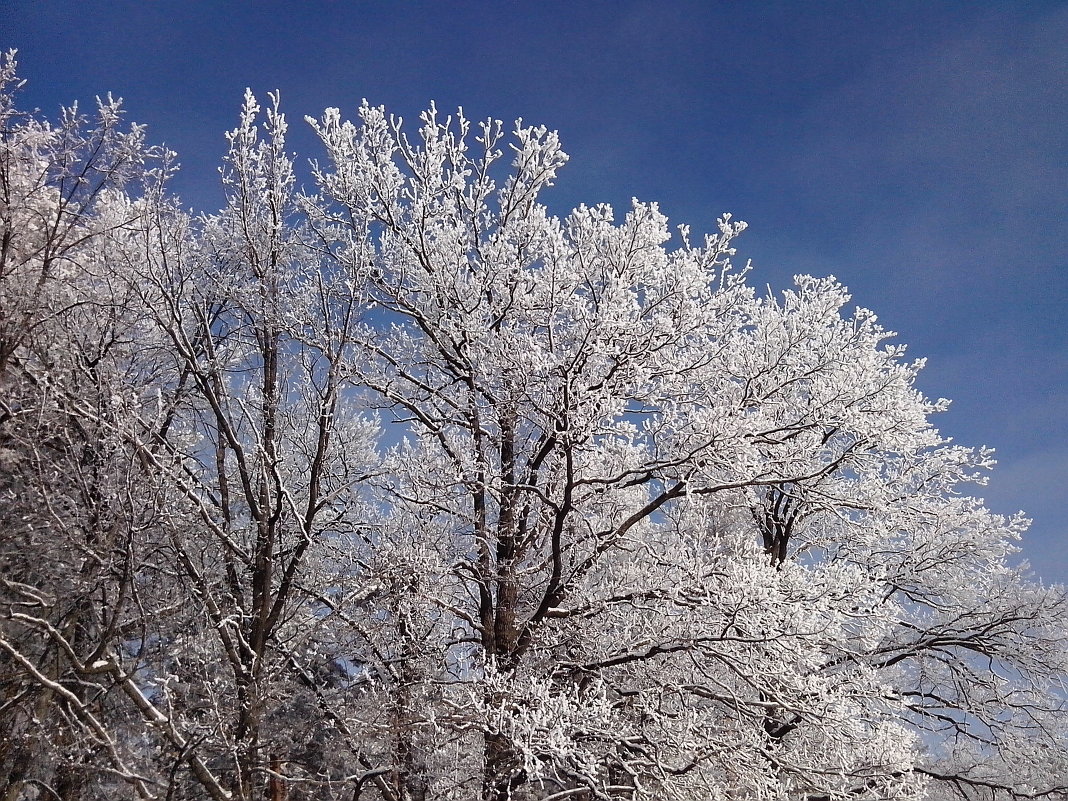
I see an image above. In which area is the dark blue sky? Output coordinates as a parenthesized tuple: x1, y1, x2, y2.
(5, 1, 1066, 581)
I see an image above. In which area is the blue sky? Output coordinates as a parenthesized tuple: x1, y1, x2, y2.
(5, 1, 1066, 581)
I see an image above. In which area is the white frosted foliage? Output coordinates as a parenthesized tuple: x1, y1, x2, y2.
(1, 52, 1065, 801)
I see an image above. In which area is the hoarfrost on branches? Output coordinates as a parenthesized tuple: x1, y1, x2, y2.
(1, 53, 1066, 801)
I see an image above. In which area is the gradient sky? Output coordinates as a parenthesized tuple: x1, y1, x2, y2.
(5, 1, 1066, 581)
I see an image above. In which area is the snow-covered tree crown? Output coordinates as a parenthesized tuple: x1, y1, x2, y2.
(2, 56, 1066, 801)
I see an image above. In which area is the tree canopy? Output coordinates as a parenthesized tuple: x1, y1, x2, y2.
(2, 53, 1066, 801)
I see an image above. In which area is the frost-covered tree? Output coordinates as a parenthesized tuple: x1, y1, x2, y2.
(0, 50, 175, 799)
(1, 54, 1066, 801)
